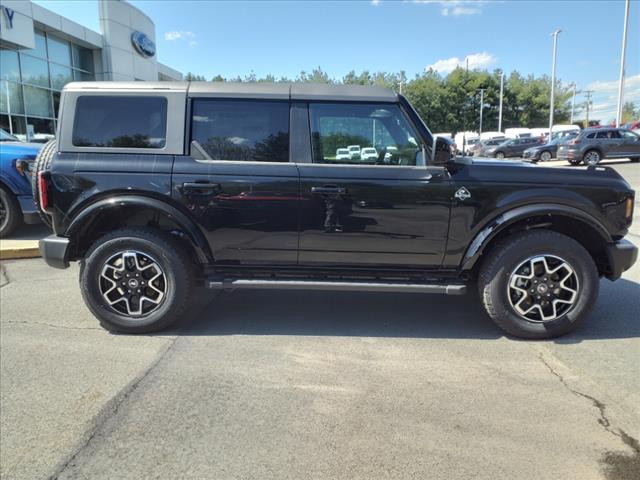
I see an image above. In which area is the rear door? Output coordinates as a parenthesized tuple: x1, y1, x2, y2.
(595, 130, 623, 157)
(619, 129, 640, 157)
(172, 98, 300, 265)
(297, 102, 451, 268)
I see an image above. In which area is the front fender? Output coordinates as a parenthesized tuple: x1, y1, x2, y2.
(65, 194, 212, 263)
(460, 203, 612, 271)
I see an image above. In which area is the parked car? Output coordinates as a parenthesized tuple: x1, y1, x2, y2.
(523, 132, 578, 162)
(360, 147, 378, 162)
(485, 137, 542, 159)
(347, 145, 361, 160)
(336, 148, 350, 161)
(557, 128, 640, 165)
(0, 129, 43, 236)
(473, 138, 506, 157)
(35, 81, 637, 339)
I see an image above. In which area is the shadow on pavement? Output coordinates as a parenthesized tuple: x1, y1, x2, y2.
(168, 277, 640, 341)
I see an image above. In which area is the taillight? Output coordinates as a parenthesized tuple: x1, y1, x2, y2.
(37, 171, 49, 211)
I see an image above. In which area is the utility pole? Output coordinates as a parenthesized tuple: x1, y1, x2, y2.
(462, 57, 469, 154)
(570, 83, 577, 124)
(584, 90, 594, 127)
(498, 71, 504, 132)
(478, 88, 485, 135)
(549, 29, 562, 139)
(616, 0, 630, 127)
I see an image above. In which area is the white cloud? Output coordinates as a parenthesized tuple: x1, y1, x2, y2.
(426, 52, 496, 73)
(164, 30, 196, 41)
(188, 40, 198, 48)
(414, 1, 486, 16)
(371, 0, 381, 5)
(586, 73, 640, 93)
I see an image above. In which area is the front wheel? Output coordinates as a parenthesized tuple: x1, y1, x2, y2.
(495, 152, 505, 159)
(540, 151, 552, 162)
(80, 227, 195, 333)
(478, 230, 599, 339)
(0, 188, 22, 237)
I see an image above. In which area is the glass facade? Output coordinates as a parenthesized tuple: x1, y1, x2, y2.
(0, 29, 95, 142)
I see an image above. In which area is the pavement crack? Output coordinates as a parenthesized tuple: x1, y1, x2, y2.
(3, 320, 104, 331)
(48, 336, 178, 480)
(533, 347, 640, 456)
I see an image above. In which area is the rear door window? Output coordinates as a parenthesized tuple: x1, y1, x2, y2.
(72, 96, 167, 148)
(190, 99, 289, 162)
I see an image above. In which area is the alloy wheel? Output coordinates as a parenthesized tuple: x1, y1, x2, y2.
(541, 151, 552, 161)
(507, 255, 579, 322)
(99, 250, 167, 317)
(584, 151, 600, 165)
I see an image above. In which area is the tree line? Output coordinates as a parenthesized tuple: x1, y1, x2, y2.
(185, 67, 635, 134)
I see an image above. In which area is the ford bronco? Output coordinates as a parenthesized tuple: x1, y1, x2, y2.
(35, 82, 637, 338)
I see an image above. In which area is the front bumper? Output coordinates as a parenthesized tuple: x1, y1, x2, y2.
(605, 239, 638, 280)
(557, 148, 582, 161)
(39, 235, 70, 269)
(522, 150, 539, 160)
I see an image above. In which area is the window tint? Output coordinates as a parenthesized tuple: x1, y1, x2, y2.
(596, 130, 619, 139)
(586, 132, 596, 139)
(73, 96, 167, 148)
(621, 130, 639, 139)
(309, 103, 421, 166)
(191, 100, 289, 162)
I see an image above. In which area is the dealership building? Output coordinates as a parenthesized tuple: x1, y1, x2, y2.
(0, 0, 182, 141)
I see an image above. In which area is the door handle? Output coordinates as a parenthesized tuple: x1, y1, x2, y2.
(181, 182, 221, 193)
(311, 186, 347, 195)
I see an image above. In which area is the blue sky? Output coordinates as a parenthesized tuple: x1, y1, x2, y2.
(35, 0, 639, 121)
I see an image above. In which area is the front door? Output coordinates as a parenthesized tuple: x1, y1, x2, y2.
(619, 129, 640, 157)
(298, 102, 451, 268)
(172, 98, 299, 265)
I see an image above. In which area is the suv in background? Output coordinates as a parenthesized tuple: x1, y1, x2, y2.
(336, 148, 350, 161)
(557, 128, 640, 165)
(35, 82, 637, 339)
(485, 137, 542, 159)
(347, 145, 361, 160)
(473, 138, 506, 157)
(522, 132, 578, 162)
(360, 147, 378, 162)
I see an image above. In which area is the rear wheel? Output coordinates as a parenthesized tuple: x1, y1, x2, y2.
(540, 151, 552, 162)
(583, 149, 601, 166)
(80, 227, 195, 333)
(478, 230, 599, 339)
(0, 188, 22, 237)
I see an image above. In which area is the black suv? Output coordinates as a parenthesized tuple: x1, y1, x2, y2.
(485, 137, 542, 159)
(35, 82, 637, 339)
(557, 128, 640, 165)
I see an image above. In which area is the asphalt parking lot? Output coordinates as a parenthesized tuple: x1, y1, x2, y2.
(1, 160, 639, 480)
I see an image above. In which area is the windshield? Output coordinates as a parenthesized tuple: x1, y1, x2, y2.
(0, 129, 19, 142)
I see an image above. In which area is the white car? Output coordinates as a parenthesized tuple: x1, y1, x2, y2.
(360, 147, 378, 162)
(336, 148, 350, 160)
(347, 145, 361, 159)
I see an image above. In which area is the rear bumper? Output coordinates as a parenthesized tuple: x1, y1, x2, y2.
(605, 239, 638, 280)
(39, 235, 70, 269)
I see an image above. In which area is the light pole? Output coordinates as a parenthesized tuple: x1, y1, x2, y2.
(616, 0, 630, 127)
(549, 29, 561, 140)
(478, 88, 485, 135)
(498, 71, 504, 132)
(570, 83, 577, 124)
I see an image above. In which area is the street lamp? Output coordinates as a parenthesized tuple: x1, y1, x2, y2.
(549, 29, 561, 139)
(498, 70, 504, 132)
(616, 0, 630, 127)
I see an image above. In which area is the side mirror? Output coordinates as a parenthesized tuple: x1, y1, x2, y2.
(433, 136, 453, 165)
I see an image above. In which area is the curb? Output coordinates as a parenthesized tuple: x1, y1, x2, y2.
(0, 247, 41, 261)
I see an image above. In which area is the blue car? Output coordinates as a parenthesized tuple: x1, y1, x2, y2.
(0, 129, 43, 236)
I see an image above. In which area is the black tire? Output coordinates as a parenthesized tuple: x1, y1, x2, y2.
(495, 152, 505, 159)
(540, 151, 552, 162)
(478, 230, 599, 339)
(31, 139, 56, 228)
(630, 157, 640, 163)
(583, 149, 601, 166)
(568, 159, 581, 166)
(0, 187, 22, 237)
(80, 227, 195, 333)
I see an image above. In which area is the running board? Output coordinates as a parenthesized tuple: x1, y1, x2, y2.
(207, 278, 466, 295)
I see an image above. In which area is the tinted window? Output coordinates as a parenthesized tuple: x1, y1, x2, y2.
(621, 130, 639, 139)
(596, 130, 620, 139)
(191, 100, 289, 162)
(73, 96, 167, 148)
(309, 103, 422, 166)
(586, 132, 596, 139)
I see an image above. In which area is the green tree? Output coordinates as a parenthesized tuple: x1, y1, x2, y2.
(621, 102, 639, 123)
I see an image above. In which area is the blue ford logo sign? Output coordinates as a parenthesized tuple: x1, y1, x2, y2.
(131, 31, 155, 58)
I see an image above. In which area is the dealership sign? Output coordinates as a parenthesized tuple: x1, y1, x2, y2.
(1, 6, 15, 29)
(131, 31, 155, 58)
